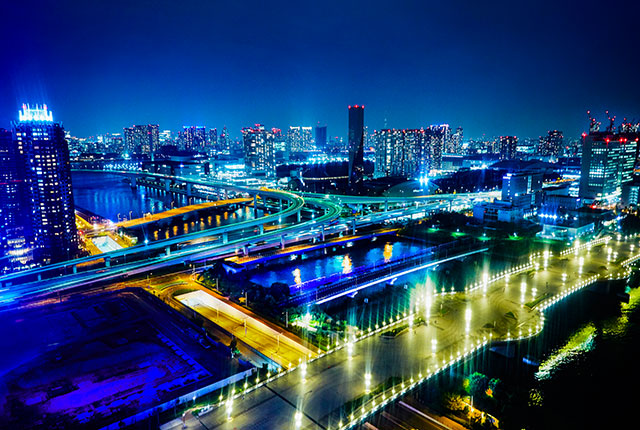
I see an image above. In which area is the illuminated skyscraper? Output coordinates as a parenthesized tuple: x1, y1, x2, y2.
(13, 104, 78, 265)
(159, 129, 172, 144)
(180, 126, 206, 151)
(427, 124, 449, 170)
(499, 136, 518, 160)
(374, 129, 422, 178)
(242, 124, 276, 177)
(374, 126, 447, 178)
(220, 126, 230, 153)
(538, 130, 563, 158)
(123, 124, 159, 154)
(209, 128, 218, 149)
(579, 131, 638, 203)
(449, 126, 463, 154)
(287, 126, 313, 153)
(0, 128, 32, 272)
(348, 105, 365, 187)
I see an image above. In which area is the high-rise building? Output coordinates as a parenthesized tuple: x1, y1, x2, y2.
(0, 128, 32, 272)
(286, 126, 314, 153)
(374, 125, 450, 178)
(374, 129, 423, 178)
(159, 129, 172, 144)
(348, 105, 365, 187)
(539, 130, 563, 158)
(123, 124, 159, 154)
(315, 125, 327, 152)
(209, 128, 218, 150)
(180, 126, 206, 151)
(502, 172, 543, 208)
(13, 104, 77, 265)
(448, 126, 463, 154)
(242, 124, 276, 177)
(427, 124, 449, 170)
(271, 128, 285, 153)
(579, 131, 638, 203)
(220, 126, 230, 153)
(499, 136, 518, 160)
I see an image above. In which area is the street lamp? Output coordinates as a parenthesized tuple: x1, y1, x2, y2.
(225, 398, 233, 421)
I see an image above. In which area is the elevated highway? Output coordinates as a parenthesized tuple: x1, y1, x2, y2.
(0, 172, 305, 286)
(0, 196, 342, 306)
(0, 170, 497, 304)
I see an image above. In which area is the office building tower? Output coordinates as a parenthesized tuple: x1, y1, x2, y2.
(579, 131, 638, 203)
(374, 125, 450, 178)
(209, 128, 218, 150)
(499, 136, 518, 160)
(123, 124, 159, 154)
(348, 105, 365, 187)
(447, 126, 463, 154)
(374, 129, 423, 178)
(220, 126, 230, 153)
(287, 126, 314, 153)
(315, 125, 327, 151)
(159, 129, 172, 144)
(242, 124, 276, 177)
(271, 128, 285, 152)
(518, 138, 538, 155)
(181, 126, 206, 151)
(502, 172, 543, 207)
(13, 104, 77, 265)
(539, 130, 563, 158)
(0, 128, 32, 272)
(427, 124, 449, 170)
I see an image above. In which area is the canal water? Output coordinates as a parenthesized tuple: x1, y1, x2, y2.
(248, 236, 428, 288)
(72, 171, 260, 242)
(72, 171, 190, 222)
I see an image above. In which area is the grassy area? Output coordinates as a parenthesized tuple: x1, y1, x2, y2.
(525, 293, 552, 309)
(173, 287, 197, 297)
(380, 316, 425, 338)
(339, 376, 403, 418)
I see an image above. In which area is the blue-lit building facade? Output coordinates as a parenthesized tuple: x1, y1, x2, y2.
(347, 105, 365, 188)
(0, 128, 32, 272)
(7, 105, 78, 268)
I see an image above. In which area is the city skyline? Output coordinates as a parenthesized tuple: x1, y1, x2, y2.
(3, 2, 640, 429)
(2, 1, 640, 139)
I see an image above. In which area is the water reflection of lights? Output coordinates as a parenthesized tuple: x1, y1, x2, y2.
(383, 243, 393, 262)
(342, 255, 352, 274)
(293, 268, 302, 286)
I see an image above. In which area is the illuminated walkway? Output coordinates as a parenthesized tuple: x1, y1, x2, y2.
(162, 234, 640, 430)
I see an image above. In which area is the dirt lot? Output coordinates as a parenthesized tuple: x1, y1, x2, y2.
(0, 289, 250, 429)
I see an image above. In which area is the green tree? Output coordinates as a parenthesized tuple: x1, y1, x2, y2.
(468, 372, 489, 399)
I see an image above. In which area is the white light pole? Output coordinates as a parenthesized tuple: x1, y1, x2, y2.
(364, 372, 372, 393)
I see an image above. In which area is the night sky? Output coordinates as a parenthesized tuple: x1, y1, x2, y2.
(1, 0, 639, 139)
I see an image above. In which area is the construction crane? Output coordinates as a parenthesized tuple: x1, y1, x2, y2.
(605, 110, 616, 132)
(587, 110, 600, 133)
